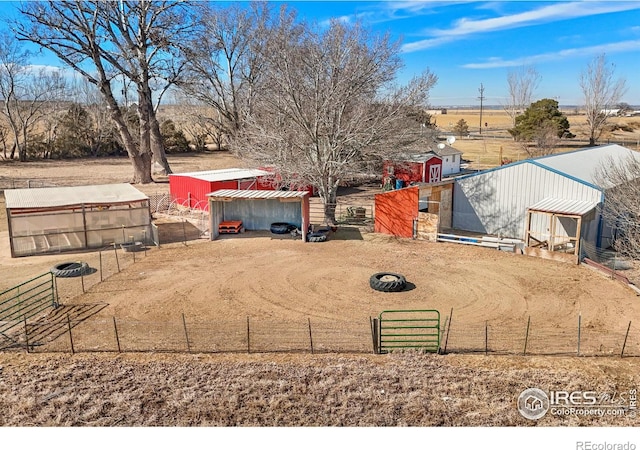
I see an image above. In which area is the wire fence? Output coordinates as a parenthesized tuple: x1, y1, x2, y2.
(3, 308, 638, 358)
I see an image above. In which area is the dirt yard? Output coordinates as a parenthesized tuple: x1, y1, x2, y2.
(2, 150, 640, 427)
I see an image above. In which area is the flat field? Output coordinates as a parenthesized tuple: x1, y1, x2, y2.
(1, 141, 639, 427)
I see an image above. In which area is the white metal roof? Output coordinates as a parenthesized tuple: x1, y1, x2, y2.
(534, 144, 640, 186)
(527, 197, 597, 216)
(207, 189, 309, 200)
(170, 168, 271, 182)
(5, 183, 148, 209)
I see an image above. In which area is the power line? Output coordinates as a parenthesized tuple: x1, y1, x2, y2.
(478, 83, 485, 134)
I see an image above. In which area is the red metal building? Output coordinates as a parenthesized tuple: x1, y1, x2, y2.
(169, 168, 272, 211)
(383, 153, 443, 188)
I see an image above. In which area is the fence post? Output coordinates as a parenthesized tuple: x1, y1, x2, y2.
(99, 250, 103, 282)
(113, 317, 121, 353)
(80, 266, 85, 293)
(246, 316, 250, 354)
(67, 314, 75, 354)
(370, 317, 379, 354)
(182, 313, 191, 353)
(523, 316, 531, 356)
(308, 318, 314, 354)
(443, 308, 453, 354)
(113, 244, 120, 272)
(621, 321, 632, 358)
(439, 314, 448, 354)
(484, 321, 488, 356)
(23, 316, 30, 354)
(577, 314, 582, 356)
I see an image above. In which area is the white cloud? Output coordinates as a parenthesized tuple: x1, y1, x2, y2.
(401, 1, 640, 53)
(462, 40, 640, 69)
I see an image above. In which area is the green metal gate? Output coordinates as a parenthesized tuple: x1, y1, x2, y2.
(378, 310, 440, 353)
(0, 273, 58, 344)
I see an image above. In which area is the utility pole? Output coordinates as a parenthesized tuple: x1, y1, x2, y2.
(478, 83, 485, 134)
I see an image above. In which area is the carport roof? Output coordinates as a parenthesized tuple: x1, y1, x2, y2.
(4, 183, 148, 209)
(527, 197, 597, 216)
(207, 189, 309, 200)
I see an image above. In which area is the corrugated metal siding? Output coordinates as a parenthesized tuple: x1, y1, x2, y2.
(223, 199, 302, 230)
(528, 197, 596, 216)
(5, 184, 148, 209)
(208, 189, 308, 200)
(452, 162, 602, 239)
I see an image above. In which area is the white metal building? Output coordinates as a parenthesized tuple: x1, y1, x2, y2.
(5, 183, 151, 257)
(452, 145, 640, 259)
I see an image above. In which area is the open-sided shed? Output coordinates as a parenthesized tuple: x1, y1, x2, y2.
(5, 183, 151, 257)
(169, 168, 272, 211)
(208, 189, 310, 242)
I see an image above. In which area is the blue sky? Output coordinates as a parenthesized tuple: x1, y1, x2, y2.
(287, 1, 640, 107)
(1, 1, 639, 107)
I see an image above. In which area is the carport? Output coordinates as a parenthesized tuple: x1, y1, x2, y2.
(208, 189, 310, 242)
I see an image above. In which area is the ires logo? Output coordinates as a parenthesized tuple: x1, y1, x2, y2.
(549, 391, 598, 406)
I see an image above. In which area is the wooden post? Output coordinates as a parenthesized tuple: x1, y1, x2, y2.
(23, 316, 30, 354)
(308, 318, 314, 354)
(523, 316, 531, 356)
(577, 314, 582, 356)
(246, 316, 250, 354)
(621, 321, 632, 358)
(99, 250, 103, 282)
(114, 244, 120, 272)
(484, 320, 488, 356)
(67, 314, 75, 354)
(370, 317, 379, 354)
(182, 313, 191, 353)
(80, 268, 85, 293)
(443, 308, 453, 354)
(113, 317, 121, 353)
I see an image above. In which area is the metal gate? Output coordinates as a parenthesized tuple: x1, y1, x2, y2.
(0, 273, 58, 346)
(378, 310, 440, 353)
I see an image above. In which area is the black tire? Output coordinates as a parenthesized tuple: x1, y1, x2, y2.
(370, 272, 407, 292)
(51, 262, 90, 278)
(307, 232, 327, 242)
(270, 222, 296, 234)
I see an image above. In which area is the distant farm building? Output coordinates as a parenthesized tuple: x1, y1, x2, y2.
(452, 144, 640, 263)
(383, 153, 443, 189)
(4, 183, 151, 257)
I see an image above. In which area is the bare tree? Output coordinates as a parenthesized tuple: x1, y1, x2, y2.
(503, 65, 541, 128)
(234, 17, 438, 224)
(14, 0, 193, 181)
(594, 153, 640, 259)
(178, 2, 269, 147)
(0, 32, 66, 161)
(579, 54, 627, 146)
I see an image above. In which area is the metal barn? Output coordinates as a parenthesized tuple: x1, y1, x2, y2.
(452, 144, 640, 263)
(5, 183, 151, 257)
(169, 168, 272, 211)
(208, 189, 310, 242)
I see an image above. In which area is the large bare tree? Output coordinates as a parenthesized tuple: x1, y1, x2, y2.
(177, 2, 269, 147)
(0, 32, 66, 161)
(234, 17, 438, 224)
(503, 65, 540, 128)
(579, 54, 627, 146)
(14, 0, 193, 182)
(594, 152, 640, 259)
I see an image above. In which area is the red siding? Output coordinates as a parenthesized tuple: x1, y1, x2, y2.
(374, 186, 419, 238)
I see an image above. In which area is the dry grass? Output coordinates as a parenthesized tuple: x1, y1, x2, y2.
(0, 352, 638, 426)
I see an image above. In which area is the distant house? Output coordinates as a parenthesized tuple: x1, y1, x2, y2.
(452, 144, 640, 263)
(432, 144, 463, 176)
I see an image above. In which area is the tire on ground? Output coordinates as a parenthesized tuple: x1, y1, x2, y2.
(50, 262, 90, 278)
(270, 222, 296, 234)
(307, 232, 327, 242)
(369, 272, 407, 292)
